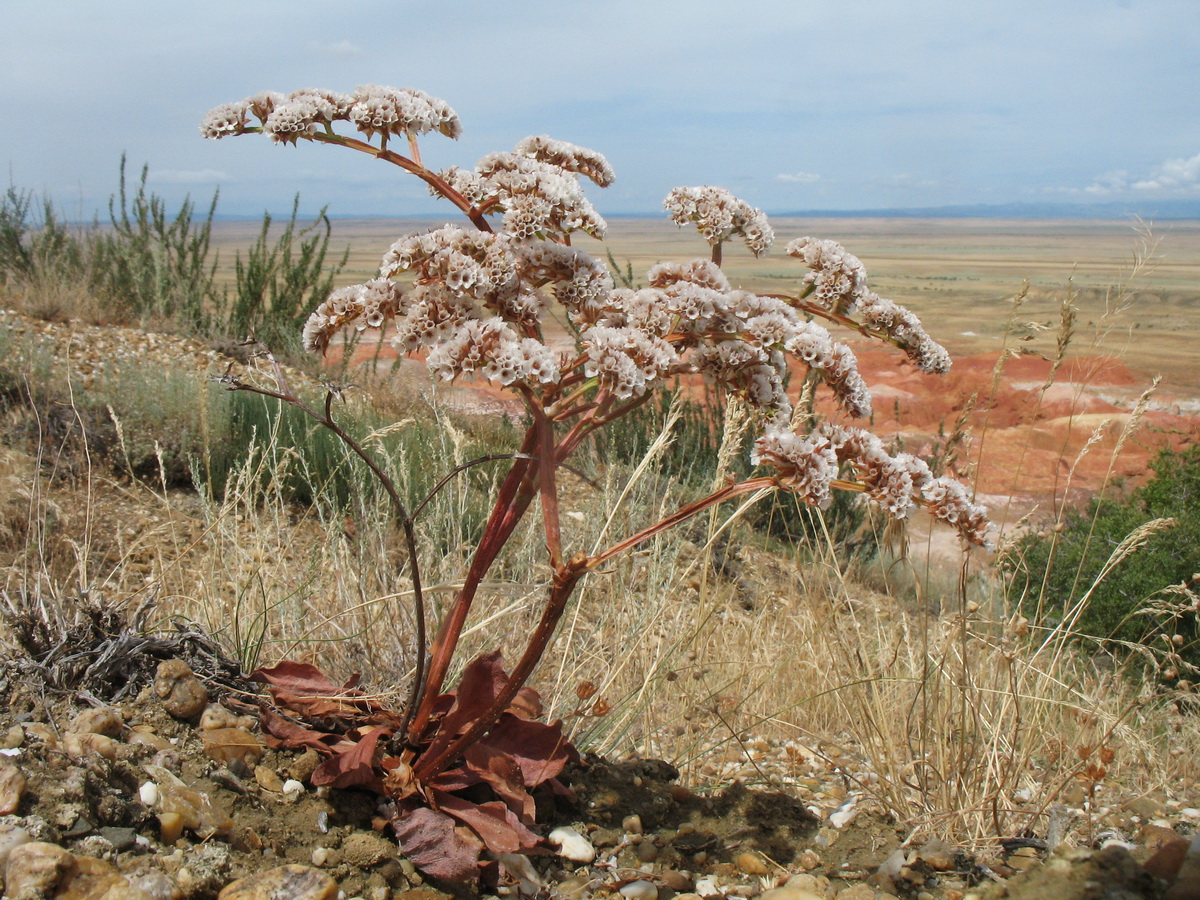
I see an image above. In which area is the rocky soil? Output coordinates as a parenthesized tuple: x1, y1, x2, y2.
(2, 643, 1200, 900)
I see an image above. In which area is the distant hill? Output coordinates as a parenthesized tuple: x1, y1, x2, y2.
(767, 200, 1200, 220)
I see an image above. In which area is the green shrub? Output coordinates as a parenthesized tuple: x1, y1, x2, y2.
(1011, 445, 1200, 660)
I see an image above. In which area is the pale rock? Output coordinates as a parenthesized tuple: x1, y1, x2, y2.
(736, 850, 769, 875)
(174, 842, 232, 896)
(127, 731, 171, 752)
(497, 853, 543, 894)
(622, 813, 644, 834)
(282, 779, 305, 795)
(201, 727, 264, 769)
(200, 704, 254, 732)
(254, 765, 284, 793)
(876, 848, 907, 880)
(759, 887, 827, 900)
(69, 706, 123, 737)
(694, 878, 722, 898)
(154, 659, 208, 721)
(0, 759, 25, 815)
(157, 783, 234, 840)
(620, 879, 658, 900)
(340, 831, 395, 868)
(2, 725, 25, 750)
(548, 826, 595, 863)
(828, 797, 858, 829)
(63, 731, 119, 761)
(4, 841, 74, 899)
(0, 823, 32, 870)
(833, 886, 878, 899)
(139, 782, 159, 807)
(217, 864, 338, 900)
(126, 869, 184, 899)
(917, 837, 955, 870)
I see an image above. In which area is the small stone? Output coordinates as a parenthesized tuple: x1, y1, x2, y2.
(341, 831, 395, 868)
(97, 826, 138, 852)
(833, 886, 877, 900)
(0, 759, 25, 815)
(154, 659, 208, 721)
(254, 766, 284, 793)
(127, 731, 171, 752)
(622, 814, 644, 834)
(157, 783, 234, 840)
(159, 811, 185, 844)
(0, 823, 32, 869)
(218, 864, 338, 900)
(288, 749, 321, 782)
(759, 888, 826, 900)
(661, 870, 694, 892)
(1007, 846, 1041, 871)
(4, 841, 74, 899)
(735, 851, 768, 875)
(311, 846, 339, 867)
(63, 731, 119, 761)
(127, 869, 184, 899)
(917, 837, 955, 870)
(1141, 822, 1181, 854)
(202, 727, 264, 769)
(69, 706, 123, 737)
(549, 826, 596, 863)
(1, 725, 24, 750)
(620, 879, 659, 900)
(139, 782, 159, 807)
(282, 779, 305, 795)
(636, 840, 659, 863)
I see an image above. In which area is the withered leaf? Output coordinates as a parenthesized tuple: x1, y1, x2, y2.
(482, 713, 578, 786)
(257, 706, 340, 754)
(422, 651, 508, 763)
(391, 801, 483, 882)
(464, 742, 535, 823)
(433, 790, 542, 856)
(310, 725, 389, 791)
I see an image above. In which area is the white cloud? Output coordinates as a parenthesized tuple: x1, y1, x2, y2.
(776, 171, 821, 184)
(1132, 151, 1200, 191)
(1063, 152, 1200, 195)
(147, 169, 231, 185)
(310, 39, 365, 59)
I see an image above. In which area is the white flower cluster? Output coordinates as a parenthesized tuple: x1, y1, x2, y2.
(426, 318, 560, 386)
(664, 187, 775, 257)
(785, 238, 868, 314)
(201, 85, 461, 144)
(302, 278, 403, 354)
(513, 136, 616, 188)
(581, 326, 680, 400)
(752, 423, 990, 545)
(439, 140, 610, 238)
(786, 237, 951, 375)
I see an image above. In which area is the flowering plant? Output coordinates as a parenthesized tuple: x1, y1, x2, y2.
(204, 84, 988, 881)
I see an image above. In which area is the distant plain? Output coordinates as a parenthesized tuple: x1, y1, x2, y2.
(210, 216, 1200, 392)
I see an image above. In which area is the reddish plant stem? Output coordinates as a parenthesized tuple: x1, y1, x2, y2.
(413, 552, 589, 781)
(407, 425, 541, 740)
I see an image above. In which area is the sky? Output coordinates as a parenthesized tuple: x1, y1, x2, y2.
(5, 0, 1200, 220)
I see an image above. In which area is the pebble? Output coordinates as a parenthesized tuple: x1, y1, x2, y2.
(549, 826, 596, 863)
(154, 659, 208, 721)
(156, 783, 234, 841)
(735, 851, 768, 875)
(636, 840, 660, 863)
(69, 706, 124, 737)
(202, 727, 264, 769)
(200, 704, 255, 732)
(0, 823, 32, 869)
(62, 731, 119, 761)
(250, 764, 282, 792)
(127, 730, 172, 752)
(282, 779, 305, 795)
(4, 840, 74, 899)
(623, 813, 644, 834)
(620, 879, 659, 900)
(340, 831, 396, 868)
(288, 749, 321, 782)
(1, 725, 23, 749)
(0, 759, 25, 815)
(917, 837, 955, 870)
(758, 887, 825, 900)
(217, 864, 338, 900)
